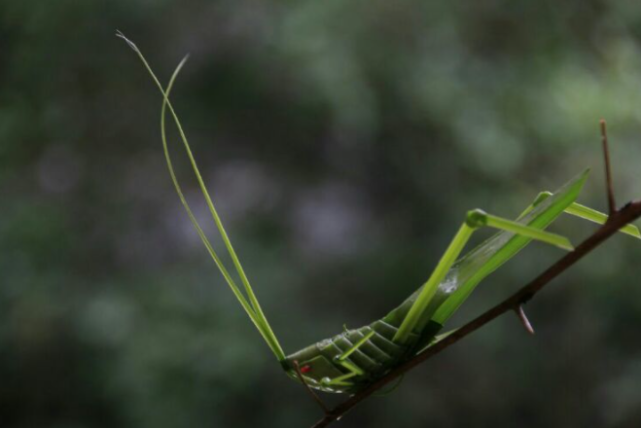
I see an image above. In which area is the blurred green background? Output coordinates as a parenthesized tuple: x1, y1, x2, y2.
(2, 1, 641, 427)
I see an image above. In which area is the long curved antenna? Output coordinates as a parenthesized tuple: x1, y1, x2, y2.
(118, 31, 285, 361)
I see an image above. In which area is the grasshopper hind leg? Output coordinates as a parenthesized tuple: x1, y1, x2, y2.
(392, 208, 574, 345)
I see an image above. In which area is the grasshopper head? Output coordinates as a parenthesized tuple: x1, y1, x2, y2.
(283, 342, 352, 393)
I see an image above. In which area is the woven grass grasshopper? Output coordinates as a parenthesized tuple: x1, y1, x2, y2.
(119, 33, 640, 397)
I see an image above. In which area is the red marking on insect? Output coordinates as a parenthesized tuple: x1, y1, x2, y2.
(300, 365, 312, 374)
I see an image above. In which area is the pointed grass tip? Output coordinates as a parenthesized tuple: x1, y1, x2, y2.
(557, 238, 574, 252)
(623, 223, 641, 240)
(115, 30, 138, 51)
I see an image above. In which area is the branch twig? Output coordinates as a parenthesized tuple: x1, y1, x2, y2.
(311, 198, 641, 428)
(600, 119, 617, 214)
(293, 361, 331, 415)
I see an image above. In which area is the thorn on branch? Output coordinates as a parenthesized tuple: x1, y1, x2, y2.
(600, 119, 617, 215)
(514, 304, 535, 335)
(293, 360, 331, 415)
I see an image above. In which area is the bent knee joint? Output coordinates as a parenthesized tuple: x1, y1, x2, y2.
(534, 191, 553, 206)
(466, 209, 488, 229)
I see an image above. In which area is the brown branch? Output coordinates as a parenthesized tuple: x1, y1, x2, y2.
(601, 119, 617, 214)
(293, 361, 331, 415)
(311, 200, 641, 428)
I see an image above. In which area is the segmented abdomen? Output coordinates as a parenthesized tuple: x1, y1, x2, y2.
(318, 320, 420, 377)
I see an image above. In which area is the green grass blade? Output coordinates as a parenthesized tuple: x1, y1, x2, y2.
(118, 32, 286, 361)
(484, 214, 574, 250)
(162, 62, 285, 362)
(566, 202, 641, 239)
(431, 169, 590, 325)
(393, 223, 475, 344)
(123, 34, 275, 338)
(338, 331, 376, 361)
